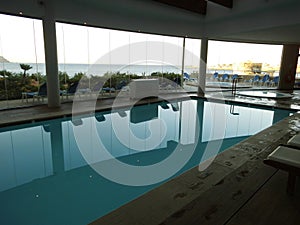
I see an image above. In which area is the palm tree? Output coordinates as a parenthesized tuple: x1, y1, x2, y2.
(20, 64, 32, 79)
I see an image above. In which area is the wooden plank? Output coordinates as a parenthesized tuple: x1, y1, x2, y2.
(89, 162, 233, 225)
(208, 0, 233, 8)
(226, 171, 300, 225)
(154, 0, 207, 15)
(160, 160, 277, 225)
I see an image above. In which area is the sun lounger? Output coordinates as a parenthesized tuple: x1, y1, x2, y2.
(286, 133, 300, 149)
(259, 74, 270, 86)
(264, 145, 300, 195)
(61, 82, 79, 100)
(219, 73, 229, 82)
(249, 75, 260, 85)
(22, 83, 47, 103)
(270, 76, 279, 87)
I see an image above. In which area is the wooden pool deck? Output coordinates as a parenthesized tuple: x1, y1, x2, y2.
(0, 90, 300, 225)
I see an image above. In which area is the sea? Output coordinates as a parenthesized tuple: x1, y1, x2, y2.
(0, 63, 184, 77)
(0, 62, 235, 77)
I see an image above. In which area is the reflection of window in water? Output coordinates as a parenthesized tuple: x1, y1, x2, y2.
(62, 102, 182, 170)
(0, 125, 52, 191)
(202, 102, 275, 142)
(1, 100, 291, 192)
(180, 100, 197, 145)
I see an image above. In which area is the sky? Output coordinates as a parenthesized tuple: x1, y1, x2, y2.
(0, 14, 284, 67)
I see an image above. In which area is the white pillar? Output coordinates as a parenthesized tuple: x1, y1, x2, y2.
(43, 0, 60, 107)
(198, 37, 207, 95)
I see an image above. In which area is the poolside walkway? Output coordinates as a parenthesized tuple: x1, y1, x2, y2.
(0, 92, 191, 127)
(1, 88, 300, 127)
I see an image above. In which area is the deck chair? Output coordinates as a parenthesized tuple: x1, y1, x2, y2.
(264, 145, 300, 195)
(212, 72, 219, 81)
(24, 83, 47, 103)
(220, 73, 229, 82)
(285, 133, 300, 150)
(230, 74, 239, 81)
(61, 82, 79, 100)
(259, 74, 270, 86)
(270, 76, 279, 87)
(116, 80, 127, 90)
(250, 75, 260, 85)
(183, 72, 190, 81)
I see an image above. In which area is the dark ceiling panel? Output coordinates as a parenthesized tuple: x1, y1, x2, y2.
(154, 0, 207, 15)
(208, 0, 233, 8)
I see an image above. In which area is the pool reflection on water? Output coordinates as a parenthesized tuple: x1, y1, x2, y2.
(0, 99, 294, 225)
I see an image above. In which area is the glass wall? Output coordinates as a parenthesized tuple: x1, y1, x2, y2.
(207, 41, 282, 89)
(0, 13, 289, 109)
(0, 14, 45, 109)
(183, 38, 201, 92)
(0, 15, 200, 109)
(56, 22, 201, 102)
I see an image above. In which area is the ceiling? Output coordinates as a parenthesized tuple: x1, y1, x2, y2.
(154, 0, 233, 15)
(0, 0, 299, 45)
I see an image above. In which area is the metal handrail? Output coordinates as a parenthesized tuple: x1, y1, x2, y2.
(232, 78, 238, 96)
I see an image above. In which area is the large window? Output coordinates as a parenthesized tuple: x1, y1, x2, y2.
(56, 22, 201, 101)
(183, 38, 201, 92)
(0, 16, 201, 109)
(207, 41, 282, 89)
(1, 14, 287, 109)
(0, 14, 45, 109)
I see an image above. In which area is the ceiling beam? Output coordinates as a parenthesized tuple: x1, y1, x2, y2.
(154, 0, 207, 15)
(208, 0, 233, 8)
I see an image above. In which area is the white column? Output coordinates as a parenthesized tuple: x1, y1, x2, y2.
(43, 0, 60, 107)
(198, 37, 208, 95)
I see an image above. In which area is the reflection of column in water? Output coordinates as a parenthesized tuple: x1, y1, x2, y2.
(49, 121, 64, 174)
(180, 100, 198, 145)
(197, 100, 204, 144)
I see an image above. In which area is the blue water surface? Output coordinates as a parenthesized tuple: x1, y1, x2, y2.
(0, 98, 294, 225)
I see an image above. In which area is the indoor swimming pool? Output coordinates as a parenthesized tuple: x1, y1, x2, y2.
(0, 98, 295, 225)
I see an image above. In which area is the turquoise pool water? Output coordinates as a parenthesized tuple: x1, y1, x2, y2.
(0, 99, 294, 225)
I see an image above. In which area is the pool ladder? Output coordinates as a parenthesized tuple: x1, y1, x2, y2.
(232, 78, 238, 96)
(230, 104, 239, 115)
